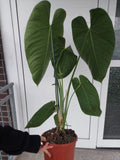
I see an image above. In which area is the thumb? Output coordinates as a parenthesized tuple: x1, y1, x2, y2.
(41, 136, 46, 142)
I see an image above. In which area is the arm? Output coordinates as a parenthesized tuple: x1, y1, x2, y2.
(0, 125, 40, 155)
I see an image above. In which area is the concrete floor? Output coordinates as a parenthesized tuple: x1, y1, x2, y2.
(13, 148, 120, 160)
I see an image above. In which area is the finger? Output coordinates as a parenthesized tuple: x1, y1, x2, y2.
(38, 145, 53, 151)
(38, 143, 53, 153)
(46, 146, 53, 149)
(41, 136, 46, 142)
(38, 148, 42, 153)
(44, 142, 53, 149)
(45, 142, 49, 145)
(44, 150, 51, 158)
(43, 142, 49, 147)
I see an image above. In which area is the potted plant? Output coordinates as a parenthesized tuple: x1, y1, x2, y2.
(24, 1, 115, 160)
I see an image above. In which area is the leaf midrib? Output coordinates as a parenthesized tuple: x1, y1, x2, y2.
(81, 83, 92, 112)
(41, 26, 51, 78)
(89, 29, 99, 74)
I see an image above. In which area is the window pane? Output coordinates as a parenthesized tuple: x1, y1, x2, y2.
(116, 0, 120, 17)
(104, 67, 120, 139)
(112, 0, 120, 60)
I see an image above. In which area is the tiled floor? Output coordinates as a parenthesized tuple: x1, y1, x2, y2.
(13, 148, 120, 160)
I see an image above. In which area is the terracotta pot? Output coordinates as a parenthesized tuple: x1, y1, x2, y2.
(44, 137, 77, 160)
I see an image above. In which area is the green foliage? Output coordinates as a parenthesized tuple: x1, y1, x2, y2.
(56, 46, 77, 79)
(54, 114, 59, 127)
(25, 101, 56, 128)
(51, 37, 77, 79)
(25, 1, 66, 85)
(25, 1, 115, 130)
(72, 8, 115, 82)
(72, 75, 101, 116)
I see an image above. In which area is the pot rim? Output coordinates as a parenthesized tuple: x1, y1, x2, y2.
(45, 135, 78, 147)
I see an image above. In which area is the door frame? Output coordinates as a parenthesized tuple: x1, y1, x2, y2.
(0, 0, 28, 130)
(97, 61, 120, 148)
(97, 0, 120, 148)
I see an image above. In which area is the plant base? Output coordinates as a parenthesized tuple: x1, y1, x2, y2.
(42, 128, 76, 144)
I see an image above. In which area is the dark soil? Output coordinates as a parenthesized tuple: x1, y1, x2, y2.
(42, 128, 77, 144)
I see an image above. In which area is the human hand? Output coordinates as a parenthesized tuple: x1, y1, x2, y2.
(41, 136, 47, 142)
(38, 136, 53, 158)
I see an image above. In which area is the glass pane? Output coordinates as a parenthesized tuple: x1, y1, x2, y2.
(104, 67, 120, 139)
(112, 0, 120, 60)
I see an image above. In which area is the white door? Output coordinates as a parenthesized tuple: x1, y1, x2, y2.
(14, 0, 100, 148)
(1, 0, 117, 148)
(97, 0, 120, 148)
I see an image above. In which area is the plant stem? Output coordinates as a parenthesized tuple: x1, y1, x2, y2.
(63, 30, 90, 129)
(51, 30, 64, 131)
(51, 30, 60, 112)
(66, 82, 81, 116)
(63, 55, 81, 129)
(59, 79, 64, 115)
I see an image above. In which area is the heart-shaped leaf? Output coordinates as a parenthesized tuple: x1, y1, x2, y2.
(51, 37, 77, 79)
(72, 8, 115, 82)
(72, 75, 101, 116)
(56, 46, 77, 79)
(51, 37, 65, 66)
(52, 9, 66, 39)
(25, 101, 56, 128)
(25, 1, 66, 85)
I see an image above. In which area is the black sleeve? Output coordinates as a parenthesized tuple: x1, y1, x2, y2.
(0, 126, 41, 155)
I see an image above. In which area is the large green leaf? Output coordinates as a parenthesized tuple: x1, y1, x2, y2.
(51, 37, 65, 66)
(52, 9, 66, 39)
(51, 37, 77, 79)
(25, 101, 56, 128)
(72, 8, 115, 82)
(25, 1, 51, 85)
(56, 46, 77, 79)
(25, 1, 66, 85)
(72, 75, 101, 116)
